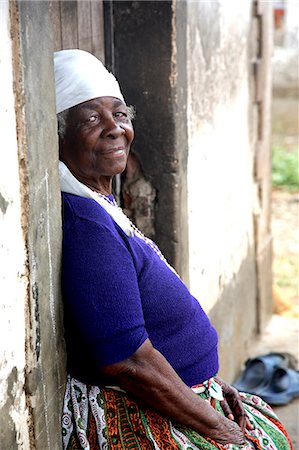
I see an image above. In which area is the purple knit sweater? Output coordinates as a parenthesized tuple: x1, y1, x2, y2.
(61, 193, 219, 387)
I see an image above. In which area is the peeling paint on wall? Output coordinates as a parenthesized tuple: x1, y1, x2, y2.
(0, 192, 9, 215)
(0, 368, 18, 449)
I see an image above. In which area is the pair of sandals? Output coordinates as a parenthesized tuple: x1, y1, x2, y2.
(233, 352, 299, 406)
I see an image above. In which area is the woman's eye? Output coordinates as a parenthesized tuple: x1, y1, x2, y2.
(88, 115, 98, 123)
(114, 111, 127, 118)
(76, 115, 99, 130)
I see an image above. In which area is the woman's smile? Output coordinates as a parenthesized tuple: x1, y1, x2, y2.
(101, 146, 126, 156)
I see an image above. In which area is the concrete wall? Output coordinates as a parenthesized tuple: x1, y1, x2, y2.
(0, 2, 31, 446)
(0, 1, 65, 448)
(112, 0, 273, 382)
(252, 2, 273, 333)
(186, 1, 265, 381)
(187, 0, 254, 312)
(113, 0, 190, 282)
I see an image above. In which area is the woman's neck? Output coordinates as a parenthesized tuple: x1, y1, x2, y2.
(66, 167, 113, 195)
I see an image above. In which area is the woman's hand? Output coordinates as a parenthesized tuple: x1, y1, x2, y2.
(215, 376, 253, 432)
(100, 340, 249, 445)
(208, 414, 246, 446)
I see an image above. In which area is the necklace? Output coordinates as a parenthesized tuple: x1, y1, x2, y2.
(95, 192, 179, 277)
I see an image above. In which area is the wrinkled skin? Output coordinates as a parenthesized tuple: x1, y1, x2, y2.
(100, 340, 253, 446)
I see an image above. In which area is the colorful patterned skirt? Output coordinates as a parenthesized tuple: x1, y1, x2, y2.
(62, 376, 293, 450)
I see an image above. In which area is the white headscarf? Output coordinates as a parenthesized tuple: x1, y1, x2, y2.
(54, 49, 125, 113)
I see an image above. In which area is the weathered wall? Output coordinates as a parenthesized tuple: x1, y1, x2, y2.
(0, 2, 31, 446)
(0, 1, 66, 448)
(252, 2, 273, 334)
(186, 1, 254, 305)
(49, 0, 105, 60)
(186, 1, 269, 381)
(18, 2, 66, 447)
(112, 0, 190, 282)
(111, 0, 273, 382)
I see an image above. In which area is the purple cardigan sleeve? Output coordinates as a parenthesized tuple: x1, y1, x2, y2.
(62, 196, 148, 367)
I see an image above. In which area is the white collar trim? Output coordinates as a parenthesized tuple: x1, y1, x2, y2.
(59, 161, 133, 237)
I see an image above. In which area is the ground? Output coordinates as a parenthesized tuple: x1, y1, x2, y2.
(272, 189, 299, 316)
(253, 186, 299, 446)
(249, 315, 299, 447)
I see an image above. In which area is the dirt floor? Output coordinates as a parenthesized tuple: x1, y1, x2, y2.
(249, 315, 299, 447)
(262, 91, 299, 446)
(266, 188, 299, 446)
(272, 189, 299, 316)
(238, 187, 299, 445)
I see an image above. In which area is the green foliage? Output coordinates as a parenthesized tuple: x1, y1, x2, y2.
(272, 146, 299, 190)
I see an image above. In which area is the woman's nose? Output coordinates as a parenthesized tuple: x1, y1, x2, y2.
(101, 116, 125, 139)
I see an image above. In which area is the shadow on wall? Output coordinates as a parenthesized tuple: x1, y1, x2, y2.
(209, 244, 257, 384)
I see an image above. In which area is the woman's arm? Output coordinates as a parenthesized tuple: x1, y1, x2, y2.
(62, 202, 247, 444)
(100, 339, 246, 446)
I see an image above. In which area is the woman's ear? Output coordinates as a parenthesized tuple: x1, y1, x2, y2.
(58, 135, 68, 160)
(58, 135, 63, 156)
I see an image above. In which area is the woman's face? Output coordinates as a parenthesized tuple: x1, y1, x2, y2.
(59, 96, 134, 191)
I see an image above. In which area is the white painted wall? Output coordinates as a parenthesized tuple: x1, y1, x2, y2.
(186, 1, 254, 312)
(0, 1, 30, 446)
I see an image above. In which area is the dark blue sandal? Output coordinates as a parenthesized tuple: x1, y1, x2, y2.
(259, 367, 299, 406)
(233, 353, 288, 394)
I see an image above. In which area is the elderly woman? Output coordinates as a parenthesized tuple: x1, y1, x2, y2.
(55, 49, 292, 450)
